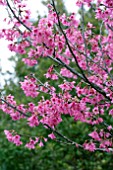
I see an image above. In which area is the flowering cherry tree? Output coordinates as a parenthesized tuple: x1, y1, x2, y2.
(1, 0, 113, 152)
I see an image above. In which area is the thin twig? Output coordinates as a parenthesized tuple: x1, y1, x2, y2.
(0, 98, 28, 117)
(6, 0, 32, 32)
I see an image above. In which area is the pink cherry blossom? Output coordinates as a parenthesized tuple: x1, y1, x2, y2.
(48, 133, 56, 139)
(1, 0, 113, 152)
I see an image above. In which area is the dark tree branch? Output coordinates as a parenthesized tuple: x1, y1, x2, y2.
(6, 0, 32, 32)
(0, 97, 83, 147)
(51, 0, 111, 101)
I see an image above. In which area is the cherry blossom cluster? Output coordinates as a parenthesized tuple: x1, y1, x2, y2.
(1, 0, 113, 152)
(4, 129, 55, 149)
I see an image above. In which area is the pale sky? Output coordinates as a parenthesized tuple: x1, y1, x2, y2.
(0, 0, 77, 87)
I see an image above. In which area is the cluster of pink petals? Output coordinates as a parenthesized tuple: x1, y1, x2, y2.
(25, 137, 48, 149)
(83, 142, 96, 152)
(20, 76, 39, 98)
(0, 95, 25, 120)
(25, 138, 39, 149)
(60, 68, 74, 78)
(48, 133, 56, 139)
(4, 130, 22, 146)
(45, 66, 58, 80)
(27, 115, 39, 127)
(59, 81, 75, 91)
